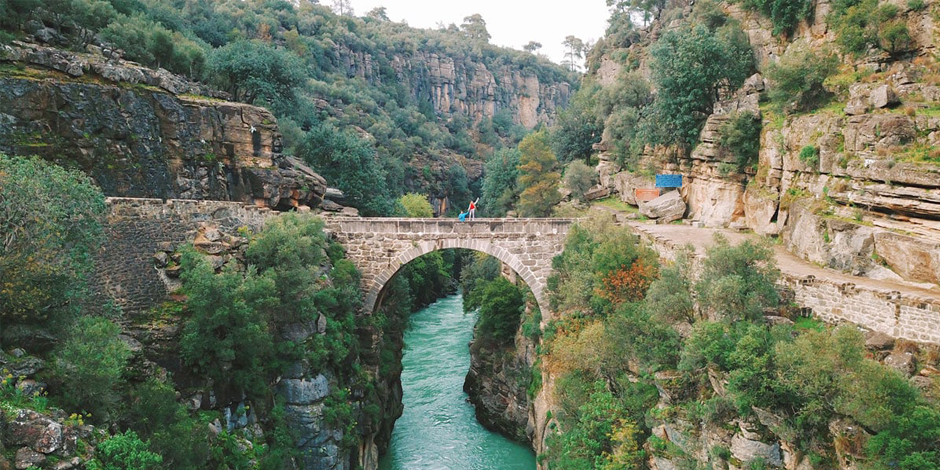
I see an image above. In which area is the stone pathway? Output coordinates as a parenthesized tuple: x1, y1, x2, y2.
(590, 204, 940, 301)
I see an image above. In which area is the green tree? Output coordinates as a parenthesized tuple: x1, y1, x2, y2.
(475, 277, 524, 343)
(562, 35, 585, 72)
(123, 379, 211, 469)
(179, 249, 276, 401)
(563, 160, 597, 203)
(481, 148, 521, 217)
(53, 316, 131, 419)
(517, 131, 562, 217)
(695, 234, 779, 321)
(206, 40, 306, 106)
(648, 23, 754, 147)
(550, 83, 603, 164)
(461, 14, 490, 43)
(0, 155, 105, 325)
(298, 124, 392, 216)
(397, 193, 434, 217)
(523, 41, 542, 53)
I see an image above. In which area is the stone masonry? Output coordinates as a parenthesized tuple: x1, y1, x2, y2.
(322, 217, 572, 315)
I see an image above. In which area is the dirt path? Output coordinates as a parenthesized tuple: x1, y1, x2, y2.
(590, 204, 940, 300)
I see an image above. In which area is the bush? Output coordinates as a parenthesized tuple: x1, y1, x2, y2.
(52, 316, 131, 420)
(206, 39, 306, 106)
(0, 154, 105, 325)
(101, 16, 206, 78)
(563, 160, 597, 202)
(740, 0, 814, 36)
(475, 277, 524, 344)
(123, 379, 211, 468)
(397, 193, 434, 217)
(767, 45, 839, 113)
(830, 0, 912, 56)
(799, 145, 819, 170)
(719, 111, 762, 172)
(88, 431, 162, 470)
(696, 234, 779, 321)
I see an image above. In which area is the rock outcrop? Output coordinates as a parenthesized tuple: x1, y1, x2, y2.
(336, 45, 571, 129)
(640, 190, 688, 224)
(0, 42, 326, 210)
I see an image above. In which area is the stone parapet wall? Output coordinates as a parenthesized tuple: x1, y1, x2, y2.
(95, 198, 277, 316)
(782, 275, 940, 344)
(629, 222, 940, 345)
(323, 217, 572, 316)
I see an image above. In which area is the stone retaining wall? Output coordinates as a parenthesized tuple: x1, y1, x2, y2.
(95, 197, 276, 316)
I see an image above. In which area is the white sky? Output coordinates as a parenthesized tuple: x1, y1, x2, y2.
(347, 0, 612, 67)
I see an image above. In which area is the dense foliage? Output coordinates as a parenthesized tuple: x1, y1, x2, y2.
(718, 111, 762, 173)
(540, 212, 940, 469)
(739, 0, 814, 36)
(0, 154, 105, 324)
(480, 149, 521, 217)
(829, 0, 914, 56)
(0, 0, 574, 215)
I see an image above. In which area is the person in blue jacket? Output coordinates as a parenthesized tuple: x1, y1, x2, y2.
(458, 210, 468, 221)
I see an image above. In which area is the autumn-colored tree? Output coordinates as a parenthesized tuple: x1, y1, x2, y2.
(516, 131, 562, 217)
(597, 258, 658, 305)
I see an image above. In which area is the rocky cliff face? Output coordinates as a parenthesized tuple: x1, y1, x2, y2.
(0, 42, 326, 210)
(596, 0, 940, 289)
(464, 326, 536, 443)
(336, 45, 571, 129)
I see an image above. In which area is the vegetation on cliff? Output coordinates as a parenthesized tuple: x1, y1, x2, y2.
(0, 0, 575, 215)
(539, 213, 940, 470)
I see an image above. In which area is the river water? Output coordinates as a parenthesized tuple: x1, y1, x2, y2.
(378, 294, 536, 470)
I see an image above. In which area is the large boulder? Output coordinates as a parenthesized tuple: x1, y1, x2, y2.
(640, 191, 686, 223)
(730, 433, 782, 467)
(278, 375, 330, 405)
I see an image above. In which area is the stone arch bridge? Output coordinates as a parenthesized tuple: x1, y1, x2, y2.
(323, 218, 573, 315)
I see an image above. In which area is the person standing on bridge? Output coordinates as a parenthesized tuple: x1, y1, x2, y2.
(468, 198, 479, 220)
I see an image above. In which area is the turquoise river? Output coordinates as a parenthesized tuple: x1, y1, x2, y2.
(378, 294, 536, 470)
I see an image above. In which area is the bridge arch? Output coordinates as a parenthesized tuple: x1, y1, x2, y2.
(322, 217, 572, 317)
(367, 238, 546, 317)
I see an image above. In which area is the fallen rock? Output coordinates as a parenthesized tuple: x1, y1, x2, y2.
(640, 191, 686, 223)
(864, 331, 895, 350)
(730, 433, 783, 467)
(870, 85, 899, 109)
(14, 379, 46, 398)
(14, 447, 45, 470)
(884, 351, 915, 376)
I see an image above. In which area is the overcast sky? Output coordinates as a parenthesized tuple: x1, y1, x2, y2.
(347, 0, 612, 67)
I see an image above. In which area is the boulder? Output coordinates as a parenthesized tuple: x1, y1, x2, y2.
(278, 375, 330, 405)
(730, 433, 783, 467)
(14, 448, 44, 470)
(864, 331, 895, 350)
(884, 351, 915, 376)
(870, 85, 899, 109)
(612, 171, 654, 206)
(640, 191, 686, 223)
(14, 379, 46, 398)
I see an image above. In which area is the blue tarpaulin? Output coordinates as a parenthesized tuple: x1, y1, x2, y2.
(656, 174, 683, 188)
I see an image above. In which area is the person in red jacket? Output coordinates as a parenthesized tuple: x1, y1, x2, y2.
(468, 198, 479, 220)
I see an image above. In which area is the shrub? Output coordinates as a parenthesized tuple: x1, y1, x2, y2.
(799, 145, 819, 169)
(206, 39, 305, 105)
(563, 160, 597, 202)
(123, 379, 211, 468)
(0, 154, 105, 325)
(88, 431, 162, 470)
(719, 111, 762, 172)
(907, 0, 926, 11)
(397, 193, 434, 217)
(767, 45, 839, 113)
(695, 234, 780, 321)
(830, 0, 912, 56)
(740, 0, 814, 36)
(52, 316, 131, 420)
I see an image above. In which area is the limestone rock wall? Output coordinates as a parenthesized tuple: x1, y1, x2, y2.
(0, 43, 326, 210)
(336, 45, 571, 129)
